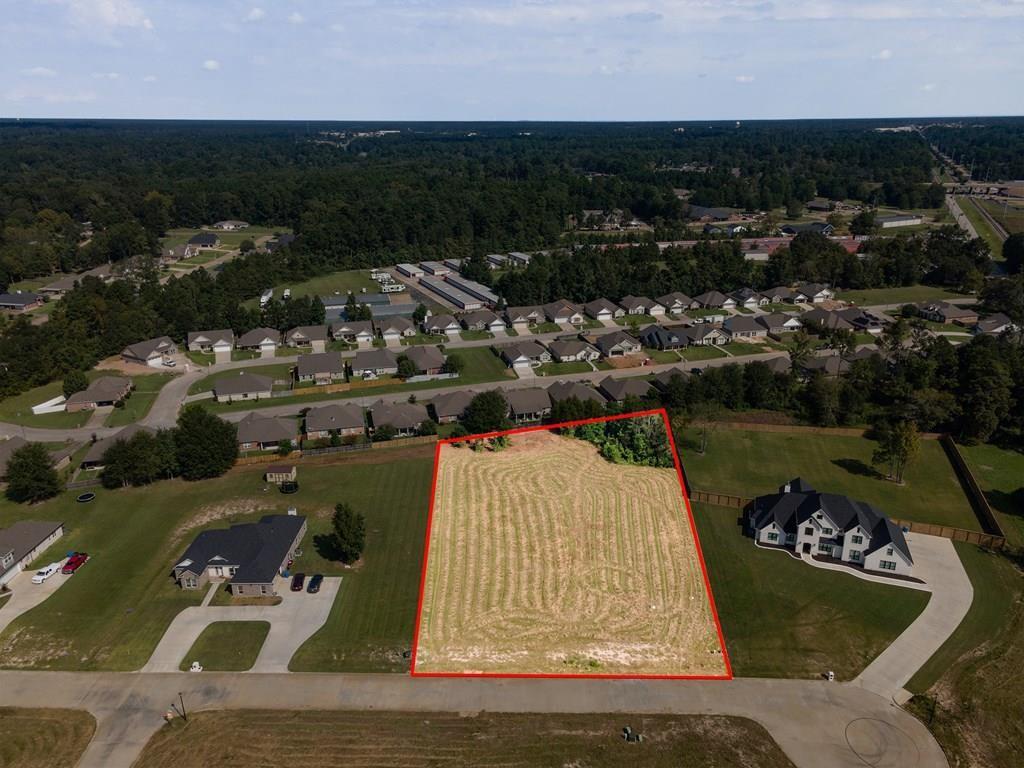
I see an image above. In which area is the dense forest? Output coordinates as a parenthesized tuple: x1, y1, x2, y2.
(924, 121, 1024, 181)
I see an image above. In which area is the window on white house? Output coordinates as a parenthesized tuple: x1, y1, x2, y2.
(786, 534, 796, 543)
(886, 547, 894, 556)
(850, 551, 861, 561)
(851, 535, 863, 544)
(804, 527, 814, 535)
(767, 532, 779, 542)
(879, 560, 897, 571)
(822, 527, 834, 535)
(818, 542, 831, 552)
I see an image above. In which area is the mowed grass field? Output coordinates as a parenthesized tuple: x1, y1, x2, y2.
(678, 427, 978, 530)
(135, 711, 795, 768)
(0, 708, 96, 768)
(692, 504, 929, 680)
(958, 443, 1024, 547)
(835, 285, 968, 306)
(179, 621, 269, 671)
(414, 430, 727, 676)
(0, 447, 434, 671)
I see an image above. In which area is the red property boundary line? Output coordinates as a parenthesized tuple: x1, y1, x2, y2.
(409, 407, 733, 681)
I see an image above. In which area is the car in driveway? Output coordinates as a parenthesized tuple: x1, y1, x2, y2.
(31, 562, 63, 584)
(290, 572, 305, 591)
(61, 553, 89, 575)
(306, 574, 323, 594)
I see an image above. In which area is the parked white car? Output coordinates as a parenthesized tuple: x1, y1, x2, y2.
(31, 562, 63, 584)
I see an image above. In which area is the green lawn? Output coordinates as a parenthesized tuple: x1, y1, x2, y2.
(459, 329, 493, 341)
(836, 285, 968, 306)
(243, 268, 376, 308)
(0, 708, 96, 768)
(679, 345, 728, 362)
(188, 364, 295, 395)
(722, 342, 769, 357)
(689, 308, 728, 319)
(401, 333, 447, 346)
(536, 360, 593, 376)
(958, 443, 1024, 547)
(679, 428, 979, 530)
(957, 197, 1004, 257)
(178, 621, 269, 671)
(290, 451, 435, 671)
(160, 226, 288, 252)
(761, 303, 803, 313)
(105, 373, 176, 427)
(694, 504, 929, 680)
(617, 314, 658, 327)
(977, 198, 1024, 235)
(531, 322, 561, 334)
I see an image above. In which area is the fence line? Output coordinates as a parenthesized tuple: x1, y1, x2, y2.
(938, 434, 1006, 538)
(690, 489, 751, 508)
(711, 422, 943, 440)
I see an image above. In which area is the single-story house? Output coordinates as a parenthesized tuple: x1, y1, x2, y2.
(836, 308, 886, 334)
(693, 291, 736, 310)
(803, 308, 856, 332)
(583, 298, 624, 321)
(236, 328, 281, 357)
(505, 388, 552, 423)
(657, 292, 699, 314)
(651, 366, 690, 392)
(0, 436, 29, 479)
(748, 478, 913, 576)
(637, 324, 685, 350)
(295, 352, 345, 385)
(758, 313, 803, 334)
(121, 336, 177, 367)
(973, 313, 1018, 336)
(761, 287, 795, 304)
(460, 309, 505, 333)
(795, 282, 835, 303)
(368, 401, 429, 436)
(187, 330, 235, 359)
(0, 292, 43, 312)
(543, 300, 585, 325)
(618, 295, 665, 316)
(377, 317, 416, 342)
(214, 372, 274, 403)
(65, 376, 133, 412)
(422, 314, 460, 336)
(265, 233, 296, 253)
(188, 232, 220, 248)
(594, 330, 642, 358)
(172, 513, 306, 595)
(547, 381, 607, 406)
(547, 339, 601, 362)
(213, 220, 249, 230)
(284, 325, 330, 352)
(330, 320, 374, 344)
(402, 345, 446, 375)
(304, 403, 365, 439)
(917, 301, 979, 326)
(499, 341, 551, 368)
(681, 325, 727, 346)
(80, 425, 154, 470)
(781, 222, 834, 237)
(722, 315, 769, 340)
(504, 306, 544, 331)
(236, 413, 299, 452)
(350, 348, 400, 378)
(265, 464, 296, 484)
(598, 377, 654, 403)
(687, 205, 734, 222)
(428, 390, 476, 424)
(0, 520, 65, 588)
(730, 287, 769, 310)
(801, 355, 851, 378)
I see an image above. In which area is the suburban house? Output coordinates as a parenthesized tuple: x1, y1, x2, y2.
(722, 315, 769, 340)
(686, 205, 734, 222)
(836, 308, 886, 334)
(428, 390, 476, 424)
(499, 341, 551, 368)
(188, 232, 220, 248)
(877, 214, 923, 229)
(730, 287, 769, 310)
(651, 366, 690, 392)
(265, 464, 296, 485)
(781, 222, 834, 236)
(761, 287, 796, 304)
(803, 308, 856, 332)
(0, 292, 43, 312)
(80, 425, 154, 470)
(547, 380, 607, 406)
(460, 309, 505, 333)
(795, 283, 835, 303)
(121, 336, 177, 367)
(213, 220, 249, 230)
(350, 348, 399, 378)
(693, 291, 736, 310)
(591, 330, 640, 358)
(295, 352, 345, 385)
(918, 301, 980, 326)
(801, 355, 851, 378)
(377, 317, 416, 343)
(304, 403, 365, 440)
(236, 328, 281, 357)
(583, 298, 624, 321)
(504, 306, 544, 331)
(748, 478, 913, 576)
(598, 377, 654, 403)
(284, 325, 330, 352)
(547, 339, 601, 362)
(974, 313, 1018, 336)
(681, 325, 727, 346)
(402, 345, 446, 375)
(637, 324, 685, 350)
(763, 355, 793, 374)
(265, 233, 296, 253)
(0, 521, 65, 588)
(368, 401, 429, 436)
(543, 300, 585, 325)
(422, 314, 461, 336)
(236, 413, 299, 452)
(214, 372, 274, 403)
(187, 330, 235, 360)
(0, 437, 30, 479)
(618, 295, 665, 316)
(505, 388, 552, 423)
(65, 376, 133, 412)
(657, 292, 698, 314)
(330, 320, 374, 345)
(172, 513, 306, 595)
(758, 313, 803, 334)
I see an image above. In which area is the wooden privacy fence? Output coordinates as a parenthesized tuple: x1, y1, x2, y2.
(890, 518, 1005, 550)
(712, 422, 943, 440)
(690, 490, 751, 509)
(234, 434, 439, 467)
(938, 433, 1007, 539)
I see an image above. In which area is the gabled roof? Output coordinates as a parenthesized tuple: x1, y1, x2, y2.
(305, 403, 364, 433)
(722, 315, 764, 333)
(651, 366, 690, 390)
(547, 339, 598, 358)
(65, 376, 132, 407)
(618, 295, 657, 311)
(803, 309, 855, 331)
(460, 309, 500, 327)
(598, 376, 654, 402)
(237, 328, 281, 347)
(369, 401, 428, 430)
(428, 389, 476, 419)
(637, 324, 683, 346)
(656, 292, 695, 308)
(377, 316, 414, 334)
(758, 313, 802, 331)
(594, 330, 640, 354)
(330, 319, 373, 336)
(505, 387, 551, 415)
(296, 352, 343, 377)
(214, 372, 274, 397)
(122, 336, 175, 360)
(285, 325, 329, 344)
(546, 381, 607, 405)
(351, 348, 399, 370)
(693, 290, 730, 307)
(423, 314, 459, 332)
(0, 521, 64, 576)
(403, 345, 446, 371)
(174, 514, 305, 585)
(543, 299, 582, 320)
(504, 305, 543, 322)
(500, 340, 548, 362)
(236, 413, 298, 444)
(584, 297, 619, 316)
(187, 329, 234, 346)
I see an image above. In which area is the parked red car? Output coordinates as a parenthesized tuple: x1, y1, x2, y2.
(61, 553, 89, 575)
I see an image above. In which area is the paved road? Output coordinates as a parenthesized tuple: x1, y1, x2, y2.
(0, 671, 948, 768)
(946, 195, 978, 239)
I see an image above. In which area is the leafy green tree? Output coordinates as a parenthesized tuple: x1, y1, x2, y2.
(5, 443, 59, 503)
(239, 239, 255, 254)
(850, 210, 877, 236)
(100, 430, 173, 488)
(462, 391, 510, 435)
(412, 304, 428, 324)
(396, 355, 417, 379)
(371, 424, 397, 442)
(331, 502, 366, 563)
(441, 353, 464, 375)
(174, 405, 238, 480)
(417, 419, 437, 436)
(872, 420, 920, 483)
(1003, 232, 1024, 275)
(277, 439, 293, 456)
(62, 370, 89, 398)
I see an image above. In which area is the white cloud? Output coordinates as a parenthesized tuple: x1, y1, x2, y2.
(735, 74, 755, 83)
(5, 86, 97, 104)
(202, 59, 221, 71)
(57, 0, 154, 30)
(22, 67, 58, 77)
(142, 75, 158, 82)
(246, 7, 265, 22)
(922, 82, 937, 91)
(92, 71, 120, 79)
(873, 48, 893, 60)
(288, 12, 305, 24)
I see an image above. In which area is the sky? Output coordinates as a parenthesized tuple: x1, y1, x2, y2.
(2, 0, 1023, 120)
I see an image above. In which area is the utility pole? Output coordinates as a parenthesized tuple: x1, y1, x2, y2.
(178, 692, 187, 722)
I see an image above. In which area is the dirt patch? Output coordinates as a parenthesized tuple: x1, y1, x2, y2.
(171, 498, 276, 547)
(94, 355, 183, 376)
(603, 355, 645, 369)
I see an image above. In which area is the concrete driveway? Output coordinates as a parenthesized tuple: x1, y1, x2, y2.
(141, 576, 341, 673)
(0, 560, 69, 636)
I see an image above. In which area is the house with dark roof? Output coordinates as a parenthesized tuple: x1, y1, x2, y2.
(0, 292, 43, 312)
(547, 339, 600, 363)
(795, 282, 835, 303)
(236, 328, 281, 357)
(188, 232, 220, 248)
(748, 478, 913, 576)
(680, 325, 727, 346)
(693, 291, 736, 310)
(368, 401, 429, 436)
(121, 336, 177, 367)
(583, 298, 624, 322)
(329, 320, 374, 344)
(594, 330, 642, 358)
(422, 314, 460, 336)
(304, 403, 365, 440)
(618, 295, 665, 316)
(547, 381, 607, 406)
(377, 316, 416, 342)
(651, 367, 690, 392)
(295, 352, 345, 385)
(460, 309, 505, 333)
(214, 372, 274, 402)
(187, 330, 235, 357)
(236, 413, 299, 452)
(284, 325, 330, 352)
(505, 388, 552, 423)
(65, 376, 133, 412)
(265, 233, 296, 253)
(657, 292, 698, 314)
(80, 425, 154, 470)
(428, 390, 476, 424)
(543, 300, 585, 325)
(758, 313, 803, 335)
(722, 315, 768, 341)
(402, 345, 446, 375)
(499, 341, 551, 368)
(918, 301, 979, 326)
(504, 305, 544, 331)
(973, 313, 1018, 336)
(598, 377, 654, 403)
(0, 520, 65, 588)
(637, 324, 685, 350)
(172, 513, 306, 595)
(730, 287, 769, 310)
(800, 355, 850, 378)
(835, 308, 886, 335)
(780, 222, 834, 237)
(350, 348, 399, 378)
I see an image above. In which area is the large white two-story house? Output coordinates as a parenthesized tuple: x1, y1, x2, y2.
(748, 478, 913, 576)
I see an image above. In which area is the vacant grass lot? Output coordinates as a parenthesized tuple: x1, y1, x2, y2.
(977, 198, 1024, 235)
(536, 360, 594, 375)
(958, 443, 1024, 547)
(693, 503, 929, 679)
(179, 621, 269, 671)
(680, 428, 978, 530)
(136, 711, 795, 768)
(679, 345, 728, 362)
(160, 226, 288, 252)
(105, 372, 176, 427)
(836, 285, 968, 306)
(0, 708, 96, 768)
(188, 364, 295, 395)
(0, 448, 433, 671)
(957, 198, 1005, 257)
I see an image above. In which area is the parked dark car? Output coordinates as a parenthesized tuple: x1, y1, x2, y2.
(290, 572, 306, 591)
(307, 574, 323, 594)
(61, 553, 89, 575)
